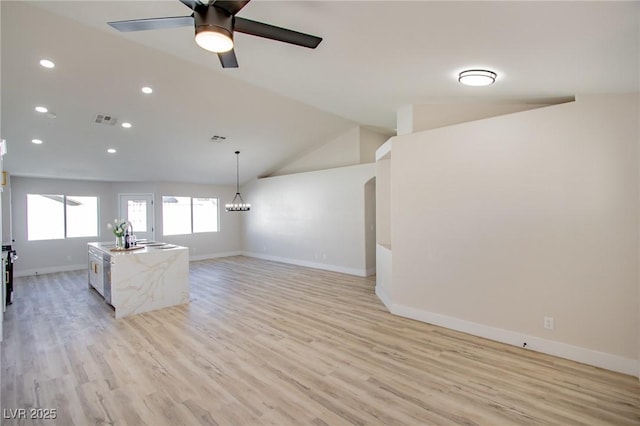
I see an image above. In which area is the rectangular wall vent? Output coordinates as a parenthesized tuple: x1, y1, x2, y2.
(94, 114, 118, 126)
(210, 135, 227, 142)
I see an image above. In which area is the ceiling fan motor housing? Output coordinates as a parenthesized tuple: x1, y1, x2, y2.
(194, 6, 234, 43)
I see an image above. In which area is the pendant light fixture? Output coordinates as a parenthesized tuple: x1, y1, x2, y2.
(225, 150, 251, 212)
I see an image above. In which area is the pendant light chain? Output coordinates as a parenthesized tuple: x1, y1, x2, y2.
(236, 151, 240, 194)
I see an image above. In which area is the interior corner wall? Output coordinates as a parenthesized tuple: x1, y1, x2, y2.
(241, 163, 375, 276)
(375, 158, 391, 247)
(396, 105, 413, 136)
(364, 177, 376, 275)
(359, 127, 391, 164)
(390, 94, 639, 374)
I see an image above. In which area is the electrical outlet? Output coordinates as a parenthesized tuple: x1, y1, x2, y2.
(544, 316, 554, 330)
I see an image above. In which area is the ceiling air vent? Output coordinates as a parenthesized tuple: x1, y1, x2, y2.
(94, 113, 118, 126)
(210, 135, 227, 142)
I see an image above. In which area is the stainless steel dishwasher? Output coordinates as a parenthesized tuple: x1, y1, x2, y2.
(103, 253, 112, 305)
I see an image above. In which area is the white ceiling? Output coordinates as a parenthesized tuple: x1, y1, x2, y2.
(2, 1, 638, 185)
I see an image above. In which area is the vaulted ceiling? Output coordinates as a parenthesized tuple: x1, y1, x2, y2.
(2, 1, 638, 184)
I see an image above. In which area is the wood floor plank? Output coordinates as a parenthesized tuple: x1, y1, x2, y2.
(2, 256, 639, 425)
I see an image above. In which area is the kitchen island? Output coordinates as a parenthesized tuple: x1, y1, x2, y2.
(88, 241, 189, 318)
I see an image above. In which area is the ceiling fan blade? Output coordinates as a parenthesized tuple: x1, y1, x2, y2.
(179, 0, 202, 11)
(108, 16, 194, 32)
(218, 49, 239, 68)
(211, 1, 251, 16)
(234, 17, 322, 49)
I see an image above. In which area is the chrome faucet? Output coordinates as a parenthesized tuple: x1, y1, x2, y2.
(125, 221, 134, 247)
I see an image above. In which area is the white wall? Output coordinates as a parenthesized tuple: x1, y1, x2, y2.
(360, 127, 391, 164)
(11, 177, 242, 275)
(397, 102, 564, 135)
(385, 94, 639, 375)
(272, 126, 361, 176)
(242, 163, 376, 276)
(271, 126, 390, 177)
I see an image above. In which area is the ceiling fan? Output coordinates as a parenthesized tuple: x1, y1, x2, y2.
(107, 0, 322, 68)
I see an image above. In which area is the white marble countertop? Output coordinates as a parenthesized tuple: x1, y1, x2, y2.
(88, 241, 187, 256)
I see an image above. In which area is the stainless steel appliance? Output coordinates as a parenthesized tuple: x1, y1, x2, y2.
(103, 253, 112, 305)
(2, 244, 16, 306)
(88, 246, 112, 305)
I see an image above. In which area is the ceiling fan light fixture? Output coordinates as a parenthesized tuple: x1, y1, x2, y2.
(458, 69, 497, 87)
(195, 26, 233, 53)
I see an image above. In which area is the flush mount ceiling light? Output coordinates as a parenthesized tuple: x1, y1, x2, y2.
(225, 150, 251, 212)
(458, 69, 497, 87)
(39, 59, 55, 69)
(32, 139, 43, 145)
(107, 148, 117, 154)
(35, 106, 48, 113)
(121, 122, 132, 129)
(141, 86, 153, 94)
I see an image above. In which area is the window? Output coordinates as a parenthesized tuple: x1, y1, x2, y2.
(27, 194, 99, 241)
(127, 199, 148, 233)
(66, 196, 99, 238)
(193, 198, 218, 233)
(162, 196, 191, 236)
(162, 196, 219, 236)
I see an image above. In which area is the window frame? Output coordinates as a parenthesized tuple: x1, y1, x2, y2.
(161, 195, 219, 236)
(26, 193, 100, 241)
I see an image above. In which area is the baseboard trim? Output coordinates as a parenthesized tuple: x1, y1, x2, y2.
(242, 251, 368, 277)
(381, 300, 638, 378)
(375, 285, 392, 310)
(15, 264, 87, 278)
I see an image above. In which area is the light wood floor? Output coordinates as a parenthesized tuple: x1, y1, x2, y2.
(1, 256, 639, 425)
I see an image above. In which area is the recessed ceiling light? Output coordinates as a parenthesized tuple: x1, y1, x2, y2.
(31, 139, 43, 145)
(39, 59, 55, 69)
(141, 86, 153, 94)
(107, 148, 117, 154)
(458, 69, 497, 86)
(35, 106, 48, 113)
(121, 122, 132, 129)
